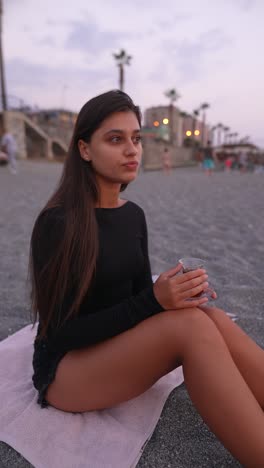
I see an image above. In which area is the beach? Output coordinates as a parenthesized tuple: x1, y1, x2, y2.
(0, 161, 263, 467)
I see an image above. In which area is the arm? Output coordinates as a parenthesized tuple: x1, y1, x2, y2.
(0, 136, 6, 152)
(32, 208, 164, 353)
(48, 286, 162, 352)
(132, 210, 153, 294)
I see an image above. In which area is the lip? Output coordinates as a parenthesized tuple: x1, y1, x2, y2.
(123, 162, 139, 168)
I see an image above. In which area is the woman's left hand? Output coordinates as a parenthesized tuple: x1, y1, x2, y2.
(206, 286, 217, 300)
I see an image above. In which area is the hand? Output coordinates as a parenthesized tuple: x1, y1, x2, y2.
(204, 286, 217, 300)
(153, 263, 210, 310)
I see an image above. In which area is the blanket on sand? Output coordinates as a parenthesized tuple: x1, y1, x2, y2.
(0, 322, 184, 468)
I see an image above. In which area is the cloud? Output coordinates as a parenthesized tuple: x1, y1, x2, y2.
(5, 58, 113, 108)
(65, 19, 131, 56)
(150, 28, 233, 85)
(157, 13, 192, 30)
(175, 29, 233, 60)
(37, 36, 56, 47)
(233, 0, 257, 10)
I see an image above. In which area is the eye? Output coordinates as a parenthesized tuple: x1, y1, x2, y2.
(110, 136, 121, 143)
(133, 135, 142, 144)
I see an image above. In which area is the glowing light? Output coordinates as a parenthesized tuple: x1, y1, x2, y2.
(153, 121, 160, 127)
(163, 118, 169, 125)
(186, 130, 192, 137)
(194, 130, 200, 136)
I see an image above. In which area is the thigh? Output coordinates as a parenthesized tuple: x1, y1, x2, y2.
(46, 309, 200, 412)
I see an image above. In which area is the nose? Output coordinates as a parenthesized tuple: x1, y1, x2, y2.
(124, 140, 137, 157)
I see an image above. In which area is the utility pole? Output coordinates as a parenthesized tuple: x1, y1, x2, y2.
(0, 0, 7, 111)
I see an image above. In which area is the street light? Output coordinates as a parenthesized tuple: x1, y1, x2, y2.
(113, 49, 132, 92)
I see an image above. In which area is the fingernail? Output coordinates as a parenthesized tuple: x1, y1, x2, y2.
(204, 282, 209, 287)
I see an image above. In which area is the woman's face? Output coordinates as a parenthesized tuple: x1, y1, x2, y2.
(79, 111, 142, 187)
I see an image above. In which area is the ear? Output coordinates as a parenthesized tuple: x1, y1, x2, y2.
(78, 139, 91, 162)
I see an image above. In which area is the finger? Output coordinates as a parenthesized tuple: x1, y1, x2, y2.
(181, 282, 209, 300)
(204, 286, 217, 299)
(175, 268, 207, 284)
(177, 274, 208, 292)
(163, 263, 183, 278)
(182, 296, 209, 308)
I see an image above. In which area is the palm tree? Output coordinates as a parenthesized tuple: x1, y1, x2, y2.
(227, 132, 233, 144)
(179, 111, 190, 146)
(164, 88, 181, 144)
(216, 123, 223, 147)
(233, 132, 239, 144)
(192, 108, 200, 143)
(210, 125, 217, 146)
(113, 49, 132, 92)
(200, 102, 210, 146)
(223, 126, 230, 144)
(0, 0, 7, 111)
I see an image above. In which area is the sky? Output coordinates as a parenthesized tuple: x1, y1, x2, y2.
(4, 0, 264, 147)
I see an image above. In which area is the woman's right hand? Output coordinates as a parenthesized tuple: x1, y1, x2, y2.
(153, 263, 209, 310)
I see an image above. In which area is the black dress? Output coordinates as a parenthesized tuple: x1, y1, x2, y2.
(31, 201, 164, 407)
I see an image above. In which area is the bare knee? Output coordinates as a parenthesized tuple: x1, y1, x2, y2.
(160, 308, 224, 357)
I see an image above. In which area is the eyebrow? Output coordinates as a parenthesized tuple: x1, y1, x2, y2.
(104, 129, 141, 136)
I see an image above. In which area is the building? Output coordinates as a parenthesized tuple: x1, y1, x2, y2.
(0, 107, 76, 160)
(27, 109, 77, 147)
(144, 105, 210, 148)
(144, 106, 182, 146)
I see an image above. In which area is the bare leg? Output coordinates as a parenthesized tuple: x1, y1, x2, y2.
(200, 305, 264, 408)
(47, 308, 264, 466)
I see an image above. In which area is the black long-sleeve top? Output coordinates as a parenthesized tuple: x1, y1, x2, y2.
(32, 200, 164, 403)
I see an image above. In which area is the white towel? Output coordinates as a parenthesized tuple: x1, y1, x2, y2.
(0, 324, 184, 468)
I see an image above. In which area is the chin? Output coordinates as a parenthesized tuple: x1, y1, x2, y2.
(123, 173, 138, 183)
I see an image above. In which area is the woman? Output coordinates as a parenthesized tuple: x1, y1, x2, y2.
(202, 141, 215, 175)
(161, 147, 172, 175)
(30, 90, 264, 466)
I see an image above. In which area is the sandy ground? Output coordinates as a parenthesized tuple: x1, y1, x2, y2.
(0, 160, 263, 467)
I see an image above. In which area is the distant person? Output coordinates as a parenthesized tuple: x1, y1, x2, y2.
(0, 150, 8, 166)
(161, 147, 172, 175)
(29, 90, 264, 466)
(224, 156, 233, 172)
(238, 149, 248, 173)
(0, 128, 18, 174)
(202, 141, 215, 175)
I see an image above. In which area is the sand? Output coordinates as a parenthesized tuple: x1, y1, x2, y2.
(0, 160, 263, 467)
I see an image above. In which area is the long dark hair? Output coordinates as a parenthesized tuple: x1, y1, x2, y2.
(30, 90, 141, 339)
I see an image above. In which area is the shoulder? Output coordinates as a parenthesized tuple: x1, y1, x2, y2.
(5, 133, 14, 141)
(1, 134, 8, 143)
(126, 201, 146, 218)
(125, 201, 148, 229)
(37, 206, 65, 225)
(33, 206, 66, 241)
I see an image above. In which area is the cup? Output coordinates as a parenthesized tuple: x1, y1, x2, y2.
(179, 257, 215, 301)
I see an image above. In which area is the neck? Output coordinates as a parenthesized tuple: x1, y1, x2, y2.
(95, 177, 122, 208)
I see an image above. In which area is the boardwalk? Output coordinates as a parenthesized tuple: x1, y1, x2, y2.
(0, 161, 263, 467)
